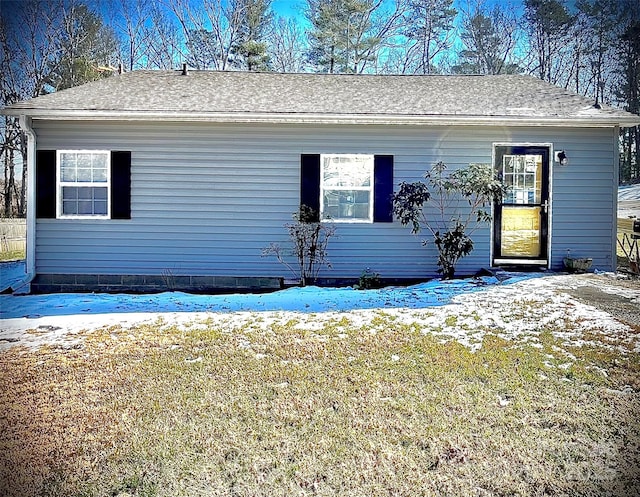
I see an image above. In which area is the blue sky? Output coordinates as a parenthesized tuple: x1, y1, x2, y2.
(266, 0, 525, 25)
(271, 0, 305, 18)
(289, 0, 524, 14)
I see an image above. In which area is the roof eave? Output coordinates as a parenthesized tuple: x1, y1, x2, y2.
(3, 108, 639, 128)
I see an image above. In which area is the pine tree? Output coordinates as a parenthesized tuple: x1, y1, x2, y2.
(523, 0, 573, 84)
(305, 0, 383, 74)
(402, 0, 457, 74)
(616, 14, 640, 182)
(453, 8, 521, 75)
(233, 0, 273, 71)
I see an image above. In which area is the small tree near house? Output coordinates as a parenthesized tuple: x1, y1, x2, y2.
(262, 205, 336, 286)
(392, 161, 505, 279)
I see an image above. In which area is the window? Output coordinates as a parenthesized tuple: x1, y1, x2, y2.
(300, 154, 393, 224)
(320, 154, 374, 222)
(37, 150, 131, 220)
(58, 150, 110, 218)
(502, 154, 542, 204)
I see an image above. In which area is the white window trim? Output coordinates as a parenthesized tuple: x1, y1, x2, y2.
(320, 154, 374, 223)
(57, 150, 111, 219)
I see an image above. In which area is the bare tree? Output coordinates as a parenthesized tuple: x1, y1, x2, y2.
(269, 17, 307, 72)
(169, 0, 246, 70)
(143, 2, 183, 69)
(572, 0, 620, 103)
(104, 0, 152, 71)
(0, 0, 66, 217)
(101, 0, 182, 71)
(357, 0, 407, 74)
(1, 0, 119, 217)
(47, 2, 119, 90)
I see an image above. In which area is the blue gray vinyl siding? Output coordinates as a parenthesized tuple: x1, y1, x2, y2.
(547, 127, 618, 270)
(33, 121, 617, 278)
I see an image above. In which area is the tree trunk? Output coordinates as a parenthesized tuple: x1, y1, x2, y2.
(629, 126, 640, 181)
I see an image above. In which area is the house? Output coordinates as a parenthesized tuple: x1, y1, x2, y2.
(3, 69, 639, 293)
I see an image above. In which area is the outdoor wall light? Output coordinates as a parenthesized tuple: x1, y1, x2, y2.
(555, 150, 569, 166)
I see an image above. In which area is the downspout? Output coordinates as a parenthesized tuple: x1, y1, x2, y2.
(13, 115, 36, 293)
(612, 125, 620, 273)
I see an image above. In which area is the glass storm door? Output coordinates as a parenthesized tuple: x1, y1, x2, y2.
(493, 146, 550, 266)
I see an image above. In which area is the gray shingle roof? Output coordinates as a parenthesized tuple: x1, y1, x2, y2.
(4, 70, 639, 126)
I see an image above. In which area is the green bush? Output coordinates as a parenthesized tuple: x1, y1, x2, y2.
(355, 267, 382, 290)
(393, 162, 504, 279)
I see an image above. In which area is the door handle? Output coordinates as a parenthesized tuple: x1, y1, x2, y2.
(542, 200, 549, 214)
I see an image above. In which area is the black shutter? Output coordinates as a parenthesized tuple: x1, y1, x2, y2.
(111, 151, 131, 219)
(373, 155, 394, 223)
(36, 150, 56, 219)
(300, 154, 320, 222)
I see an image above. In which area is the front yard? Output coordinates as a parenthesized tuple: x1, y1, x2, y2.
(1, 273, 639, 496)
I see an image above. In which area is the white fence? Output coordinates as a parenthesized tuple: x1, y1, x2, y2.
(1, 218, 26, 256)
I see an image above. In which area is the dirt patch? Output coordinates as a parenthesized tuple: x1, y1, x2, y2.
(563, 274, 640, 329)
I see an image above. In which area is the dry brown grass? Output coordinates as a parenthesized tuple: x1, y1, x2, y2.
(0, 249, 24, 262)
(1, 317, 639, 497)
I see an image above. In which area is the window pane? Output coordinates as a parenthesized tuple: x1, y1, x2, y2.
(62, 166, 77, 182)
(501, 207, 541, 257)
(323, 163, 340, 185)
(78, 187, 93, 200)
(503, 156, 515, 174)
(61, 153, 77, 182)
(62, 186, 78, 200)
(524, 155, 538, 172)
(91, 153, 108, 182)
(77, 154, 91, 169)
(93, 167, 107, 182)
(92, 153, 107, 170)
(322, 156, 372, 187)
(514, 156, 525, 174)
(524, 174, 534, 188)
(94, 201, 108, 215)
(94, 188, 108, 200)
(351, 164, 371, 187)
(77, 167, 92, 182)
(63, 201, 78, 215)
(503, 174, 513, 187)
(323, 190, 370, 220)
(78, 201, 93, 214)
(61, 186, 108, 216)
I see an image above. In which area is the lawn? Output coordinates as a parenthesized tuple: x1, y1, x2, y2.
(1, 302, 639, 497)
(0, 249, 24, 262)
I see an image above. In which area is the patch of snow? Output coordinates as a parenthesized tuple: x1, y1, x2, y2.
(618, 184, 640, 219)
(0, 269, 638, 358)
(619, 184, 640, 202)
(0, 272, 536, 324)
